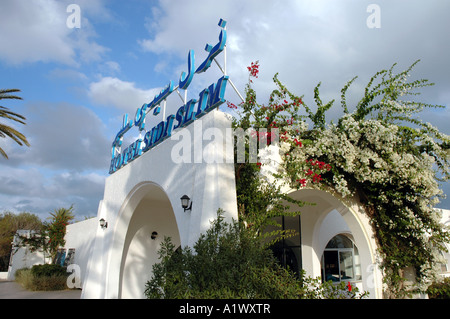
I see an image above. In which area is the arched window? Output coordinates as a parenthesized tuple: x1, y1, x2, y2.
(321, 234, 361, 283)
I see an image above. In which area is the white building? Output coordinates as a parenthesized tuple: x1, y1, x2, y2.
(6, 219, 97, 283)
(82, 110, 239, 298)
(5, 18, 450, 298)
(6, 109, 450, 298)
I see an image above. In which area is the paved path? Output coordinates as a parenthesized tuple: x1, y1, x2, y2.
(0, 280, 81, 299)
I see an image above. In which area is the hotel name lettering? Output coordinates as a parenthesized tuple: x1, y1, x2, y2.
(110, 19, 229, 174)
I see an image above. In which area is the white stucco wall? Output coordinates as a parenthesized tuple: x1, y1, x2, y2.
(63, 218, 97, 286)
(6, 220, 97, 283)
(81, 109, 239, 299)
(286, 188, 383, 298)
(7, 230, 48, 280)
(317, 209, 351, 252)
(436, 208, 450, 277)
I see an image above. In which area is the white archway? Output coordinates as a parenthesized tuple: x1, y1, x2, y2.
(105, 182, 180, 299)
(287, 188, 383, 298)
(81, 110, 238, 299)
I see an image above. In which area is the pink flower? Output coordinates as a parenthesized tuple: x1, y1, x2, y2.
(296, 179, 307, 187)
(312, 174, 322, 183)
(226, 101, 238, 109)
(247, 61, 260, 78)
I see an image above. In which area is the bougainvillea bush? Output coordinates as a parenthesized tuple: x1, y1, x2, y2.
(230, 60, 449, 298)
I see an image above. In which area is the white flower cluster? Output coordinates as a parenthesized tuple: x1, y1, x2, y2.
(283, 114, 445, 205)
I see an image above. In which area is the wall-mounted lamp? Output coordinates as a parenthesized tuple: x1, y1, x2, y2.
(180, 195, 192, 212)
(151, 231, 158, 240)
(99, 218, 108, 229)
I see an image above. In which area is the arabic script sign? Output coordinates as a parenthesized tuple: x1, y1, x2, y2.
(110, 19, 229, 174)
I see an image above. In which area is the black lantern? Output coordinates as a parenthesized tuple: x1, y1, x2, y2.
(180, 195, 192, 212)
(99, 218, 108, 229)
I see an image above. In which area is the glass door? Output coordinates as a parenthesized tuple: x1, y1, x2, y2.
(321, 234, 360, 282)
(339, 250, 354, 280)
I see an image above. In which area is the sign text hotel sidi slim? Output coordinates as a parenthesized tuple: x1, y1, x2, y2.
(109, 19, 229, 174)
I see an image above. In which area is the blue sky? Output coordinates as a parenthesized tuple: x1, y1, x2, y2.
(0, 0, 449, 220)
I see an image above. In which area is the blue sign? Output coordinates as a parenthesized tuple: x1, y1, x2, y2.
(109, 19, 229, 174)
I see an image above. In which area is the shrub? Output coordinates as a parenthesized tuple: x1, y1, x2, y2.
(31, 264, 67, 277)
(28, 274, 67, 291)
(145, 213, 303, 299)
(427, 277, 450, 299)
(15, 268, 34, 290)
(145, 212, 367, 299)
(15, 264, 68, 291)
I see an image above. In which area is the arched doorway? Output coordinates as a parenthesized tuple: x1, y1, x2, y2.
(281, 188, 382, 298)
(118, 182, 180, 299)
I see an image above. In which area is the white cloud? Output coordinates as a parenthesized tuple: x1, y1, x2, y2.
(0, 101, 110, 218)
(1, 0, 449, 217)
(47, 68, 89, 82)
(0, 167, 105, 218)
(0, 0, 108, 66)
(0, 0, 74, 65)
(88, 76, 161, 112)
(137, 0, 450, 131)
(1, 102, 111, 171)
(101, 61, 121, 74)
(137, 0, 364, 102)
(135, 0, 450, 209)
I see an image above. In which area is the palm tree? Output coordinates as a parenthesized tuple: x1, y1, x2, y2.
(49, 205, 76, 223)
(0, 88, 30, 159)
(47, 205, 75, 263)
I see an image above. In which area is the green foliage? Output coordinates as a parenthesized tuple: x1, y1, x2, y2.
(232, 62, 314, 244)
(145, 211, 302, 299)
(301, 277, 368, 299)
(230, 60, 449, 298)
(15, 264, 68, 291)
(19, 206, 75, 263)
(14, 268, 34, 289)
(426, 277, 450, 299)
(235, 161, 307, 244)
(46, 206, 75, 261)
(30, 264, 67, 278)
(0, 211, 42, 271)
(145, 212, 367, 299)
(271, 61, 449, 297)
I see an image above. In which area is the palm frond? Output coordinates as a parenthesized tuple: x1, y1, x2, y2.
(0, 89, 23, 101)
(0, 124, 30, 146)
(0, 106, 26, 124)
(0, 88, 29, 159)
